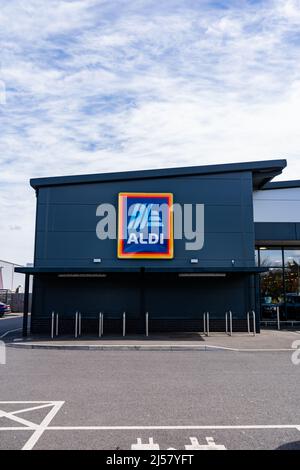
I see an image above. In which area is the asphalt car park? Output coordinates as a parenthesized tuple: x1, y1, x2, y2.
(0, 313, 23, 339)
(0, 345, 300, 450)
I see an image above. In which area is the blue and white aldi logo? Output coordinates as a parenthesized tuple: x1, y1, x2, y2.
(118, 192, 174, 259)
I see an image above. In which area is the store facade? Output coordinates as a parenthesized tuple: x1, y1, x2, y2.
(16, 159, 300, 336)
(254, 180, 300, 323)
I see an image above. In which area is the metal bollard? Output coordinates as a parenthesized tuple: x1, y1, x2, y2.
(228, 310, 232, 336)
(123, 312, 126, 337)
(99, 312, 102, 338)
(203, 312, 209, 336)
(102, 313, 104, 336)
(56, 313, 59, 337)
(75, 311, 78, 338)
(225, 311, 232, 336)
(277, 306, 280, 331)
(252, 310, 256, 336)
(145, 312, 149, 337)
(247, 311, 256, 336)
(51, 311, 55, 339)
(78, 313, 82, 337)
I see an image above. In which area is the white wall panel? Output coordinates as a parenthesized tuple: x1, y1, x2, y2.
(253, 188, 300, 222)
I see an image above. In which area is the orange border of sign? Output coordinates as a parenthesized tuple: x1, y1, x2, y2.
(117, 192, 174, 259)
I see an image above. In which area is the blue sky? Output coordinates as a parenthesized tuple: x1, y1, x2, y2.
(1, 0, 300, 264)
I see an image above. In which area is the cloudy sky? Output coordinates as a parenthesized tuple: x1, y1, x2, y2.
(1, 0, 300, 265)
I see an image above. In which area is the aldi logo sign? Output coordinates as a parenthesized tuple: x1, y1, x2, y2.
(118, 192, 174, 259)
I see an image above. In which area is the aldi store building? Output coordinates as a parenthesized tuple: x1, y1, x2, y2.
(16, 159, 300, 336)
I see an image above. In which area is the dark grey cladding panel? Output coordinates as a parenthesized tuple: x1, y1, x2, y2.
(37, 172, 252, 205)
(36, 202, 253, 234)
(35, 231, 255, 268)
(255, 222, 298, 241)
(31, 273, 253, 321)
(35, 171, 255, 268)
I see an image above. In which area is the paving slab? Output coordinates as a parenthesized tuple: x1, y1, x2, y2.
(5, 329, 300, 351)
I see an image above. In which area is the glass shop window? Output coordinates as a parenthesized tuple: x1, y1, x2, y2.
(284, 249, 300, 320)
(259, 248, 283, 268)
(260, 268, 284, 320)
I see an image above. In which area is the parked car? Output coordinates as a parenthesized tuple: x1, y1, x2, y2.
(0, 302, 11, 318)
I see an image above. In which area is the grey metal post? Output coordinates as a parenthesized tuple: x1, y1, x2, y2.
(206, 312, 210, 337)
(145, 312, 149, 337)
(22, 273, 30, 337)
(99, 312, 102, 338)
(203, 312, 206, 335)
(55, 313, 59, 336)
(229, 310, 232, 336)
(79, 313, 82, 337)
(51, 311, 55, 339)
(252, 310, 256, 336)
(225, 311, 228, 335)
(123, 312, 126, 337)
(277, 306, 280, 331)
(247, 311, 250, 335)
(75, 311, 78, 338)
(101, 313, 104, 336)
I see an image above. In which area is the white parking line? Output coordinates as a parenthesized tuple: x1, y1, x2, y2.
(1, 401, 300, 450)
(22, 401, 64, 451)
(45, 424, 300, 430)
(0, 401, 65, 450)
(0, 328, 22, 339)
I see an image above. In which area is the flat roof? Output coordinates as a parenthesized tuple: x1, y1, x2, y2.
(262, 180, 300, 190)
(30, 159, 287, 190)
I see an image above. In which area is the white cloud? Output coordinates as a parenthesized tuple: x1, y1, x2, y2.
(1, 0, 300, 264)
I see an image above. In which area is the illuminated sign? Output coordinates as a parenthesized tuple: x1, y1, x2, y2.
(118, 192, 173, 259)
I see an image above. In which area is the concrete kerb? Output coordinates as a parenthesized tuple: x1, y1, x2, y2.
(5, 341, 295, 352)
(3, 329, 299, 352)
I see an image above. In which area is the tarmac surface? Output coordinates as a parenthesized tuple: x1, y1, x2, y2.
(0, 348, 300, 450)
(1, 314, 300, 450)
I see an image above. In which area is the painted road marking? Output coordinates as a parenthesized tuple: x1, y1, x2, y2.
(185, 437, 226, 450)
(22, 401, 64, 451)
(0, 401, 65, 450)
(46, 424, 300, 430)
(131, 436, 226, 450)
(132, 438, 160, 450)
(0, 328, 22, 339)
(1, 401, 300, 449)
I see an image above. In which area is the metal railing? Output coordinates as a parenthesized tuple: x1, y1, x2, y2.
(261, 319, 300, 328)
(262, 305, 300, 330)
(225, 310, 233, 336)
(50, 310, 261, 338)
